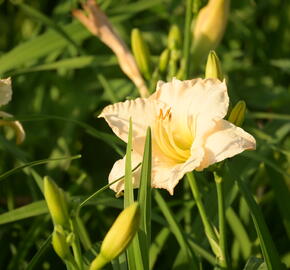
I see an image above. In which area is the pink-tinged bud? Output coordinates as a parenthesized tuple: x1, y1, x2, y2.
(192, 0, 230, 66)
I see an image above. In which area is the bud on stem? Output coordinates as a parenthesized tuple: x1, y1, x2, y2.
(131, 29, 152, 80)
(168, 24, 182, 50)
(205, 50, 223, 80)
(52, 225, 72, 261)
(90, 202, 140, 270)
(44, 176, 70, 228)
(228, 100, 246, 127)
(159, 49, 170, 74)
(192, 0, 230, 67)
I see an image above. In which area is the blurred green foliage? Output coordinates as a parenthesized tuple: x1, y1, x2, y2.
(0, 0, 289, 269)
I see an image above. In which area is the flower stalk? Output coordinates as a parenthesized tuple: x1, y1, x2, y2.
(186, 173, 220, 255)
(214, 171, 230, 268)
(181, 0, 194, 79)
(70, 213, 84, 270)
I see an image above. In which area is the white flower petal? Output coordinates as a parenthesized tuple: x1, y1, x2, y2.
(108, 152, 142, 194)
(197, 120, 256, 170)
(151, 147, 204, 195)
(152, 78, 229, 143)
(0, 78, 12, 107)
(99, 98, 167, 143)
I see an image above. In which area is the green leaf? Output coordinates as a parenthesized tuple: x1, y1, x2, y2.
(124, 118, 134, 208)
(26, 235, 52, 270)
(7, 216, 49, 270)
(243, 257, 267, 270)
(266, 165, 290, 239)
(110, 0, 165, 15)
(18, 3, 82, 53)
(226, 207, 251, 259)
(154, 190, 199, 269)
(0, 21, 89, 75)
(17, 114, 124, 156)
(124, 119, 144, 270)
(0, 201, 48, 225)
(137, 127, 152, 269)
(13, 56, 117, 75)
(0, 155, 81, 183)
(227, 164, 282, 270)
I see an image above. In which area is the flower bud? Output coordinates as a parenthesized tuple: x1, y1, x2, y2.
(131, 28, 152, 80)
(168, 24, 182, 50)
(205, 50, 223, 80)
(52, 225, 72, 260)
(159, 49, 170, 73)
(228, 100, 246, 127)
(0, 78, 12, 106)
(192, 0, 230, 66)
(44, 176, 70, 228)
(90, 203, 140, 270)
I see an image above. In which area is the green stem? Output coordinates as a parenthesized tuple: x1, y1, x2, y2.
(76, 215, 92, 251)
(214, 172, 229, 269)
(186, 173, 219, 251)
(183, 180, 192, 234)
(70, 218, 84, 270)
(182, 0, 194, 79)
(65, 258, 79, 270)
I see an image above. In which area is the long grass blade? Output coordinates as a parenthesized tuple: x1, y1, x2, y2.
(226, 207, 251, 259)
(0, 155, 81, 183)
(0, 201, 48, 225)
(18, 3, 82, 53)
(124, 119, 144, 269)
(0, 22, 89, 75)
(154, 190, 199, 269)
(26, 234, 52, 270)
(137, 127, 152, 269)
(227, 164, 282, 270)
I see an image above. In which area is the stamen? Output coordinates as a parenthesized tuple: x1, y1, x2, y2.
(154, 108, 193, 163)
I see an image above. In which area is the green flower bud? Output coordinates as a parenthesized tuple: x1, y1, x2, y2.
(159, 49, 170, 73)
(90, 203, 140, 270)
(131, 28, 152, 80)
(168, 24, 182, 50)
(52, 225, 72, 261)
(205, 50, 223, 80)
(228, 100, 246, 127)
(44, 176, 69, 228)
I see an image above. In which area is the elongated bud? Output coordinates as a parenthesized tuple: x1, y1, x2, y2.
(228, 100, 246, 127)
(0, 78, 12, 106)
(192, 0, 230, 66)
(52, 225, 71, 260)
(90, 203, 140, 270)
(205, 50, 223, 80)
(44, 176, 70, 228)
(131, 28, 151, 80)
(159, 49, 170, 73)
(168, 24, 182, 50)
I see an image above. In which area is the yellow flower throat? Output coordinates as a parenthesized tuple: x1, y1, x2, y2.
(154, 108, 194, 163)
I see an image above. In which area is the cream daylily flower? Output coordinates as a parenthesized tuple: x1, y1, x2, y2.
(0, 78, 25, 144)
(99, 78, 256, 195)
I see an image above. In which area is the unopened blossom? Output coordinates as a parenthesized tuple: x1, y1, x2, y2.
(99, 78, 255, 195)
(192, 0, 230, 65)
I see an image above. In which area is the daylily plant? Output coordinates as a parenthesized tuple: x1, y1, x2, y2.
(100, 78, 255, 195)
